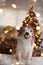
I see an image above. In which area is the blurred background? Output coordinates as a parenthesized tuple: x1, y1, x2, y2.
(0, 0, 43, 56)
(0, 0, 43, 36)
(0, 0, 43, 65)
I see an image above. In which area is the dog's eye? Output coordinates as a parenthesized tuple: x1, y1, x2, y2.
(30, 30, 32, 32)
(23, 30, 25, 31)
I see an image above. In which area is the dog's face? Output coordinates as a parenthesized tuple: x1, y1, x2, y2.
(20, 26, 34, 39)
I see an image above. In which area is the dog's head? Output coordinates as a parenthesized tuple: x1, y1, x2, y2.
(19, 26, 35, 40)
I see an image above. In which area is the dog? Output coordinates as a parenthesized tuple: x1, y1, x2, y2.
(16, 25, 35, 65)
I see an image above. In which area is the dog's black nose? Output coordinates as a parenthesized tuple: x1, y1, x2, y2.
(26, 32, 29, 35)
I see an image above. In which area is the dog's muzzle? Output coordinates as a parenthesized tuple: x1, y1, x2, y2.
(24, 32, 30, 39)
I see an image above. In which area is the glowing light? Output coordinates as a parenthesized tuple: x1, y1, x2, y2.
(12, 4, 16, 8)
(4, 30, 9, 34)
(36, 13, 40, 17)
(41, 53, 43, 56)
(9, 49, 12, 52)
(33, 43, 39, 48)
(33, 43, 36, 47)
(26, 24, 28, 26)
(36, 31, 41, 35)
(16, 26, 20, 30)
(38, 38, 41, 42)
(35, 34, 38, 38)
(30, 5, 33, 9)
(36, 26, 40, 30)
(33, 0, 37, 2)
(35, 45, 38, 49)
(26, 13, 29, 17)
(24, 20, 26, 23)
(0, 8, 3, 14)
(16, 62, 20, 65)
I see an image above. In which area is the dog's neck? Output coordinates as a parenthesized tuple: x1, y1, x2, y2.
(18, 36, 32, 45)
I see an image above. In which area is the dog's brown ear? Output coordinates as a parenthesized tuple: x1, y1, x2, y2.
(17, 30, 20, 36)
(18, 28, 22, 36)
(18, 30, 21, 36)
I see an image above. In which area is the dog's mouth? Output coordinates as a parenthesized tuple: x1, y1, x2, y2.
(24, 35, 30, 39)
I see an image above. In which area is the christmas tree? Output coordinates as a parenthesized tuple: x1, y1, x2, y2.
(21, 5, 42, 47)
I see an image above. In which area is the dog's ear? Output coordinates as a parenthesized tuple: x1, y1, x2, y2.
(18, 27, 23, 36)
(31, 33, 35, 46)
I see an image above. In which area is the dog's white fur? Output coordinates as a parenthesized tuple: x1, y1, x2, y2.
(16, 26, 35, 65)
